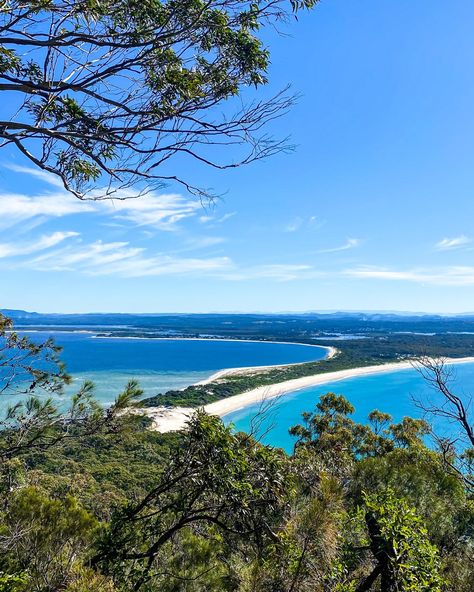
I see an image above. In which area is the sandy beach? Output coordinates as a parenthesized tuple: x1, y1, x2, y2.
(197, 345, 337, 385)
(141, 355, 474, 433)
(142, 406, 196, 432)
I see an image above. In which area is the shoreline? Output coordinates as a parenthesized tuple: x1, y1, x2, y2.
(91, 334, 334, 351)
(197, 345, 337, 384)
(91, 336, 336, 391)
(16, 327, 335, 356)
(142, 356, 474, 433)
(90, 336, 336, 390)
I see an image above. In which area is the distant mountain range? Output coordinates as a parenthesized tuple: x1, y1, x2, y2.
(1, 309, 42, 319)
(2, 309, 474, 321)
(4, 309, 474, 340)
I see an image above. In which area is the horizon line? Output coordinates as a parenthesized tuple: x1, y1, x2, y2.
(4, 308, 474, 318)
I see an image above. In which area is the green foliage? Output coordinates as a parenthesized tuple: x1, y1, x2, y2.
(0, 400, 472, 591)
(1, 0, 317, 197)
(0, 313, 70, 399)
(362, 489, 444, 591)
(155, 530, 229, 592)
(354, 447, 468, 545)
(63, 566, 116, 592)
(16, 414, 180, 516)
(1, 314, 474, 590)
(273, 473, 345, 590)
(0, 572, 28, 592)
(94, 411, 289, 588)
(0, 487, 98, 590)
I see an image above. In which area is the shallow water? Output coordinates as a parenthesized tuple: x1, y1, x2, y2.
(12, 332, 328, 407)
(225, 362, 474, 453)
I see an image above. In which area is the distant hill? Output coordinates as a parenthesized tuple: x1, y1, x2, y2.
(0, 309, 41, 319)
(0, 308, 461, 321)
(3, 309, 474, 339)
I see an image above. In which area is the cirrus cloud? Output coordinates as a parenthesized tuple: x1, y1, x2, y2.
(0, 231, 79, 258)
(344, 265, 474, 286)
(435, 235, 472, 251)
(23, 238, 232, 278)
(1, 165, 205, 232)
(318, 238, 361, 253)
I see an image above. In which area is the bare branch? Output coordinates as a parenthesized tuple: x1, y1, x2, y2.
(412, 357, 474, 491)
(0, 0, 317, 199)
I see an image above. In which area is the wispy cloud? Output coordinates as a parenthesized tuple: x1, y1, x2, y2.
(184, 236, 226, 250)
(435, 235, 471, 251)
(1, 167, 287, 280)
(30, 240, 143, 270)
(0, 189, 201, 232)
(1, 166, 205, 232)
(5, 235, 319, 281)
(6, 164, 67, 189)
(284, 217, 304, 233)
(98, 191, 201, 231)
(0, 192, 93, 230)
(284, 215, 322, 233)
(0, 231, 78, 258)
(319, 238, 361, 253)
(103, 254, 231, 278)
(23, 239, 231, 278)
(199, 212, 236, 225)
(223, 264, 324, 282)
(344, 265, 474, 286)
(218, 213, 236, 223)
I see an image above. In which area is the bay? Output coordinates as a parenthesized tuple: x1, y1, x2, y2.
(14, 331, 328, 407)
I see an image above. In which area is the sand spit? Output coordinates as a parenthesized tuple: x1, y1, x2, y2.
(141, 356, 474, 433)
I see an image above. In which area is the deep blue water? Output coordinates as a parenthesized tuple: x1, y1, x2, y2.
(8, 331, 473, 452)
(225, 362, 474, 453)
(15, 332, 328, 406)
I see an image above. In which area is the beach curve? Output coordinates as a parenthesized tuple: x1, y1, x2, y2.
(142, 355, 474, 433)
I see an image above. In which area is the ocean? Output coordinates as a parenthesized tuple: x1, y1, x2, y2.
(224, 362, 474, 452)
(7, 331, 472, 452)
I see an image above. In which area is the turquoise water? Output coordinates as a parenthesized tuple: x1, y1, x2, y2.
(225, 362, 474, 453)
(16, 332, 328, 407)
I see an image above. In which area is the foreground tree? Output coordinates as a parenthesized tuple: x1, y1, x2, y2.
(288, 391, 473, 592)
(0, 0, 317, 199)
(355, 490, 444, 592)
(93, 411, 289, 590)
(0, 313, 141, 462)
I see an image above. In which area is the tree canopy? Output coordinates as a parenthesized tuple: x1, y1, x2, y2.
(0, 0, 317, 199)
(1, 314, 474, 591)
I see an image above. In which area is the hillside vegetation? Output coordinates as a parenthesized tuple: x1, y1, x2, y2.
(0, 314, 473, 591)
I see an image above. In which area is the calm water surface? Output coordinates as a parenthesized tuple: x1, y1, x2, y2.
(18, 332, 328, 406)
(225, 362, 474, 453)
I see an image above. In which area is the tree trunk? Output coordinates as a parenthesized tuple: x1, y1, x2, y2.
(365, 513, 397, 592)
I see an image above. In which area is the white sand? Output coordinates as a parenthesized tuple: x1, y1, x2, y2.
(197, 345, 338, 385)
(140, 406, 195, 432)
(141, 356, 474, 433)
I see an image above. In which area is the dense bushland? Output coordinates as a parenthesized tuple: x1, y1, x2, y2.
(0, 314, 473, 591)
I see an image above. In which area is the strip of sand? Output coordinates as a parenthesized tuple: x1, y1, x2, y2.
(197, 345, 337, 385)
(132, 343, 335, 432)
(141, 356, 474, 433)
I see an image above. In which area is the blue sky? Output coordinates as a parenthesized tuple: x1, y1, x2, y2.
(2, 0, 474, 314)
